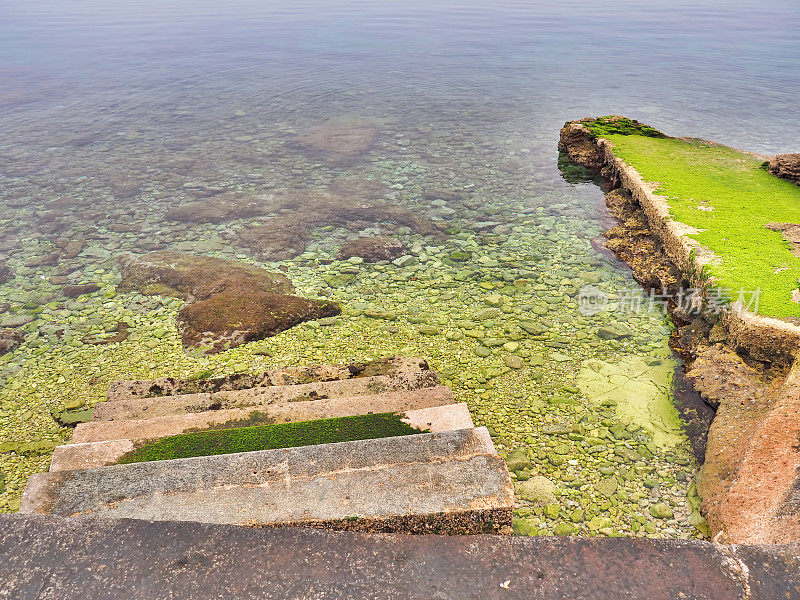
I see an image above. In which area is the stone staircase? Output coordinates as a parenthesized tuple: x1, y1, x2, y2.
(20, 357, 514, 534)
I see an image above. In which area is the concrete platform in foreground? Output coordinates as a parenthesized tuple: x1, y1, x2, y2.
(1, 514, 799, 600)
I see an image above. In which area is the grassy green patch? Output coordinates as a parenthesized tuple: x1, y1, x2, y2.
(585, 116, 665, 139)
(117, 412, 426, 464)
(605, 134, 800, 318)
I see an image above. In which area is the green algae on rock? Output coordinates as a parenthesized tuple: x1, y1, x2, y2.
(563, 117, 800, 319)
(606, 134, 800, 318)
(178, 290, 340, 354)
(577, 356, 684, 448)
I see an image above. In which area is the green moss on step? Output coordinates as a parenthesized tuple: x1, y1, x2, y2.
(605, 134, 800, 318)
(116, 412, 427, 464)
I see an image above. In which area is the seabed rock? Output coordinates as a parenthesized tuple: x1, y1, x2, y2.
(117, 251, 293, 301)
(0, 329, 24, 355)
(0, 260, 12, 284)
(178, 290, 340, 354)
(164, 192, 268, 224)
(337, 236, 405, 262)
(291, 117, 379, 165)
(118, 251, 339, 353)
(237, 180, 440, 259)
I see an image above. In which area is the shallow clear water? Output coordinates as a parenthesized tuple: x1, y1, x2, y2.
(0, 0, 798, 536)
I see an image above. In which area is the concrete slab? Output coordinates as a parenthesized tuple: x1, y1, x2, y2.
(22, 428, 511, 533)
(107, 356, 432, 401)
(50, 439, 134, 472)
(400, 403, 473, 433)
(51, 403, 475, 472)
(92, 370, 440, 422)
(2, 514, 799, 599)
(72, 386, 455, 444)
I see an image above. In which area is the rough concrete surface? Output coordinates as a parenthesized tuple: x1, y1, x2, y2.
(92, 371, 440, 421)
(72, 386, 455, 444)
(1, 514, 799, 599)
(21, 428, 512, 532)
(51, 403, 474, 472)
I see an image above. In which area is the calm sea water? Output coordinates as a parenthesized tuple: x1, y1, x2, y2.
(0, 0, 798, 534)
(2, 0, 799, 153)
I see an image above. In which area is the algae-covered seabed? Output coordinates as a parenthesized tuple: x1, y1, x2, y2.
(606, 134, 800, 319)
(0, 94, 704, 538)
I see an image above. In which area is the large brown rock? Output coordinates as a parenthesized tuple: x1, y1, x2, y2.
(602, 189, 680, 292)
(118, 251, 293, 301)
(557, 120, 605, 171)
(164, 192, 267, 224)
(768, 153, 800, 186)
(292, 118, 379, 165)
(178, 290, 340, 354)
(238, 180, 439, 259)
(690, 346, 800, 544)
(117, 252, 337, 353)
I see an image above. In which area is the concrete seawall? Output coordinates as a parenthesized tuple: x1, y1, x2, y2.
(596, 136, 800, 364)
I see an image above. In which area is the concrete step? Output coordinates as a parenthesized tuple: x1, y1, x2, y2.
(51, 403, 475, 472)
(4, 514, 799, 600)
(22, 428, 513, 534)
(72, 386, 455, 444)
(92, 369, 440, 422)
(108, 357, 431, 401)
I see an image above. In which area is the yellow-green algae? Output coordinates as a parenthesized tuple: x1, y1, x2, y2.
(0, 230, 703, 539)
(577, 355, 683, 449)
(605, 133, 800, 319)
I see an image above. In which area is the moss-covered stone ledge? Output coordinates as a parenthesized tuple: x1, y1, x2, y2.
(559, 116, 800, 364)
(559, 116, 800, 545)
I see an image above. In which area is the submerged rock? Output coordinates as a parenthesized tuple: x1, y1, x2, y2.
(337, 236, 405, 262)
(118, 251, 338, 353)
(577, 355, 683, 448)
(238, 181, 440, 259)
(178, 290, 340, 354)
(291, 117, 379, 165)
(767, 153, 800, 186)
(0, 329, 24, 355)
(164, 192, 267, 224)
(108, 175, 141, 199)
(118, 251, 293, 301)
(515, 475, 557, 505)
(59, 239, 85, 259)
(0, 260, 11, 284)
(62, 283, 100, 298)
